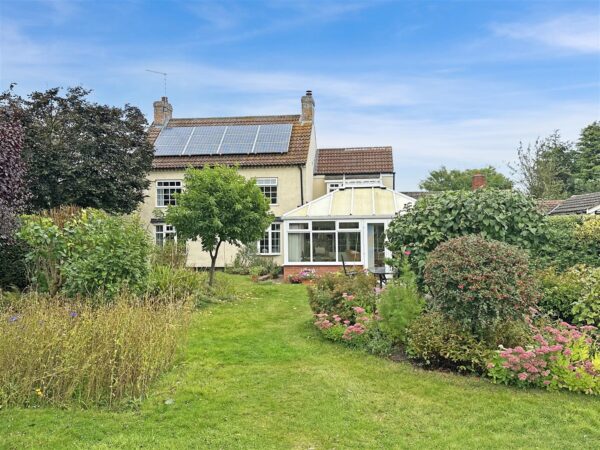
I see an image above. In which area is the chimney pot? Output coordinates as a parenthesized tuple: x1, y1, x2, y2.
(301, 90, 315, 123)
(472, 173, 486, 190)
(153, 97, 173, 126)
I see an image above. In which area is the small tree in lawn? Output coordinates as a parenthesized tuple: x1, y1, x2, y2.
(165, 165, 273, 286)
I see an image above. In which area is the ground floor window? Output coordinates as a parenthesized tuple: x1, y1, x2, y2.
(258, 223, 281, 254)
(155, 224, 176, 246)
(287, 221, 361, 263)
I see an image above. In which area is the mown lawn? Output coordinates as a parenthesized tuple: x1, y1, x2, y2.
(1, 275, 599, 449)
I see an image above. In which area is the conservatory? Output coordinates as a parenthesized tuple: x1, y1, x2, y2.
(281, 186, 415, 277)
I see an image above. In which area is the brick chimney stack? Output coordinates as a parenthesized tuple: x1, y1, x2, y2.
(301, 90, 315, 123)
(153, 96, 173, 126)
(472, 173, 486, 190)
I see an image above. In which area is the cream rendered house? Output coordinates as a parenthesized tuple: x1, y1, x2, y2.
(140, 91, 415, 274)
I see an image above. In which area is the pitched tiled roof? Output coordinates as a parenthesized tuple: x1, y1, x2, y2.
(537, 199, 564, 214)
(149, 115, 312, 169)
(548, 192, 600, 215)
(315, 147, 394, 175)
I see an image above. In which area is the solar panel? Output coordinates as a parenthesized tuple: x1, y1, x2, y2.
(154, 123, 292, 156)
(220, 125, 259, 154)
(184, 126, 226, 155)
(254, 124, 292, 154)
(154, 127, 193, 156)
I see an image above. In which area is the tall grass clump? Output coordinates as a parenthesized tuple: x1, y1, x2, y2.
(0, 292, 191, 408)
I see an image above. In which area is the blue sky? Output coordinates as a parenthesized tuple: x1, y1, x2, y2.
(1, 0, 599, 190)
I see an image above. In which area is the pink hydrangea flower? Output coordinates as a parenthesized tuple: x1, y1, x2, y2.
(517, 372, 528, 381)
(352, 306, 365, 314)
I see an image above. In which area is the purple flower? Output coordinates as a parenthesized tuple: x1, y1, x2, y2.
(69, 311, 78, 318)
(9, 315, 19, 323)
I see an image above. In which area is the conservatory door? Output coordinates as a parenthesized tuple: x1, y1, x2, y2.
(367, 223, 386, 269)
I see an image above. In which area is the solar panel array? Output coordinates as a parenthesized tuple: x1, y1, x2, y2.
(154, 124, 292, 156)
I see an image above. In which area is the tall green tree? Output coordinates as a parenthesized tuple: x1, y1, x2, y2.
(573, 122, 600, 194)
(165, 165, 273, 286)
(0, 87, 153, 214)
(419, 166, 513, 191)
(509, 131, 574, 199)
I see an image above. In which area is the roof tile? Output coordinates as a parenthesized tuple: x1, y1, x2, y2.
(315, 147, 393, 175)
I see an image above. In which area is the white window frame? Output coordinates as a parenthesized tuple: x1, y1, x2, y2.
(156, 180, 182, 208)
(256, 177, 278, 205)
(285, 220, 363, 265)
(257, 222, 281, 255)
(325, 175, 384, 192)
(155, 224, 177, 246)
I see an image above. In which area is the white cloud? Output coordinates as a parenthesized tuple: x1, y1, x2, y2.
(492, 13, 600, 53)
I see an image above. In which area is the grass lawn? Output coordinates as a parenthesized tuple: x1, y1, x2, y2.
(1, 275, 599, 449)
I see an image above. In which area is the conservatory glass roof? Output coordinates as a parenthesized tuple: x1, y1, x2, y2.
(283, 187, 415, 219)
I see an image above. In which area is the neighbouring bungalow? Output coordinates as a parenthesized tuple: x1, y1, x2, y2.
(140, 91, 417, 275)
(548, 192, 600, 215)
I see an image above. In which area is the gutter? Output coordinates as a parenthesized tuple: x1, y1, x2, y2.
(298, 165, 304, 205)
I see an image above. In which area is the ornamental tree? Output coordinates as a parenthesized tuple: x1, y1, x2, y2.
(0, 86, 154, 214)
(419, 166, 513, 191)
(165, 165, 273, 286)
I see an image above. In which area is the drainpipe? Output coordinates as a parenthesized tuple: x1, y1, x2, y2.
(393, 172, 396, 190)
(298, 165, 304, 205)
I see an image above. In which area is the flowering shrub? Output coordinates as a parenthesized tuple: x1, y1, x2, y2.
(488, 321, 600, 395)
(314, 308, 392, 356)
(288, 268, 317, 283)
(307, 272, 378, 321)
(424, 235, 540, 335)
(538, 265, 600, 327)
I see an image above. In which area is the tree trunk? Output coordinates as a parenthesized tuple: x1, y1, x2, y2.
(208, 240, 222, 287)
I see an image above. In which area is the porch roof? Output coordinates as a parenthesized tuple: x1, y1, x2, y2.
(283, 187, 415, 219)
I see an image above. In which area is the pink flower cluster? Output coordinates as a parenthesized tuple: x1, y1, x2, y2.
(342, 292, 355, 302)
(488, 321, 599, 391)
(314, 310, 379, 341)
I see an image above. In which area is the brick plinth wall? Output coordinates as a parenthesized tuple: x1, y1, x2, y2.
(284, 265, 363, 279)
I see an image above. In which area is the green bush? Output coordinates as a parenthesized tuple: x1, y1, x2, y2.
(539, 265, 600, 326)
(146, 266, 239, 307)
(424, 235, 539, 335)
(151, 241, 187, 269)
(0, 292, 191, 408)
(386, 189, 547, 280)
(533, 216, 600, 270)
(307, 271, 377, 320)
(18, 209, 150, 299)
(0, 238, 29, 291)
(378, 260, 425, 344)
(405, 312, 491, 372)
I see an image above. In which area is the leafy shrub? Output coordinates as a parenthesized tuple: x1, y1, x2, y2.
(307, 271, 378, 321)
(539, 265, 600, 326)
(488, 321, 599, 395)
(146, 266, 239, 307)
(405, 312, 491, 372)
(424, 235, 539, 335)
(0, 292, 191, 408)
(18, 208, 150, 299)
(151, 240, 187, 269)
(378, 259, 425, 344)
(0, 238, 29, 291)
(533, 216, 600, 270)
(226, 245, 281, 278)
(386, 189, 547, 279)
